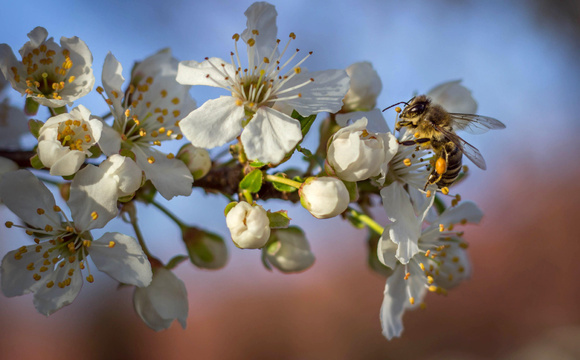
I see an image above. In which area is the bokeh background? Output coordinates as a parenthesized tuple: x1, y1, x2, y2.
(1, 0, 579, 359)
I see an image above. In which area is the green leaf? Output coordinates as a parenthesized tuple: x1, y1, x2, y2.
(224, 202, 238, 217)
(28, 119, 44, 139)
(291, 110, 317, 138)
(267, 210, 291, 229)
(239, 169, 263, 193)
(296, 145, 313, 157)
(249, 160, 266, 168)
(119, 149, 136, 162)
(166, 255, 188, 270)
(29, 154, 44, 169)
(24, 98, 40, 116)
(53, 106, 67, 115)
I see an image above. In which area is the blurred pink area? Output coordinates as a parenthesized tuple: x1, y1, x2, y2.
(1, 162, 579, 360)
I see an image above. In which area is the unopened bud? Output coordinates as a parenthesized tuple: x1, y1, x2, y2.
(182, 227, 228, 269)
(299, 177, 349, 219)
(177, 144, 211, 180)
(264, 227, 315, 273)
(225, 202, 270, 249)
(341, 62, 382, 113)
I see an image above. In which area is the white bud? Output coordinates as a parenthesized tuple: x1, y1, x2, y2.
(37, 105, 102, 176)
(99, 154, 142, 197)
(427, 80, 477, 114)
(300, 177, 349, 219)
(177, 144, 211, 180)
(342, 62, 382, 113)
(226, 202, 270, 249)
(327, 117, 397, 182)
(264, 227, 315, 273)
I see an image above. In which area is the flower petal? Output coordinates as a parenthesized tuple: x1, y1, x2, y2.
(134, 147, 193, 200)
(241, 2, 279, 63)
(90, 232, 152, 287)
(68, 165, 119, 230)
(377, 233, 398, 269)
(427, 80, 477, 114)
(32, 261, 83, 316)
(380, 266, 407, 340)
(102, 53, 126, 121)
(335, 108, 391, 133)
(0, 170, 59, 229)
(241, 107, 302, 164)
(1, 243, 52, 297)
(179, 96, 244, 149)
(176, 58, 235, 88)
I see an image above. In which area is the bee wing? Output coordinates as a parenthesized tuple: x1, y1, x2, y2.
(449, 113, 506, 135)
(434, 125, 487, 170)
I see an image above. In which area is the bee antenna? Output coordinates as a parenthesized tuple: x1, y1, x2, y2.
(382, 101, 409, 112)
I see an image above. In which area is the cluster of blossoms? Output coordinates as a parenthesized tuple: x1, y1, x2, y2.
(0, 2, 499, 338)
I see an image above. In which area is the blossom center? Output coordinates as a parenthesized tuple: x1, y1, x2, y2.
(57, 119, 93, 151)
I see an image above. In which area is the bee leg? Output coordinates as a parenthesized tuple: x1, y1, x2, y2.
(398, 138, 431, 146)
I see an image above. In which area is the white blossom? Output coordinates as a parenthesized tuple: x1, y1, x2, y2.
(177, 144, 211, 180)
(0, 170, 152, 315)
(176, 2, 349, 164)
(98, 50, 196, 200)
(133, 267, 188, 331)
(226, 202, 270, 249)
(300, 177, 349, 219)
(341, 61, 382, 113)
(327, 117, 397, 182)
(0, 27, 94, 108)
(37, 105, 102, 176)
(99, 154, 142, 198)
(378, 201, 483, 340)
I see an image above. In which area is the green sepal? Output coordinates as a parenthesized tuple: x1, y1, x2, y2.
(29, 154, 44, 169)
(239, 169, 263, 193)
(61, 174, 75, 181)
(267, 210, 290, 229)
(345, 210, 366, 229)
(88, 145, 102, 158)
(118, 194, 135, 203)
(343, 180, 359, 202)
(296, 145, 313, 158)
(249, 160, 266, 168)
(224, 202, 238, 217)
(260, 247, 273, 271)
(24, 98, 40, 116)
(28, 119, 44, 139)
(119, 149, 136, 162)
(291, 110, 317, 138)
(166, 254, 188, 270)
(52, 106, 67, 115)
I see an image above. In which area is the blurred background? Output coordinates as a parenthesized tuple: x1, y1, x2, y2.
(1, 0, 579, 359)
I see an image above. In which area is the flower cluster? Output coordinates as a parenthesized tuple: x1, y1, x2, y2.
(0, 1, 502, 338)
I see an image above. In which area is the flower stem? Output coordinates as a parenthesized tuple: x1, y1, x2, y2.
(127, 206, 154, 259)
(150, 200, 187, 231)
(242, 189, 253, 204)
(264, 174, 303, 189)
(347, 207, 384, 235)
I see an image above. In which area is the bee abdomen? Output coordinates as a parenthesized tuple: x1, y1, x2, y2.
(437, 144, 462, 188)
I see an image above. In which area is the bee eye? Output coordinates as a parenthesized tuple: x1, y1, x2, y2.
(410, 104, 425, 114)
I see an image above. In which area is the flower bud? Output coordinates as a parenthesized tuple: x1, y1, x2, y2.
(37, 105, 102, 176)
(182, 227, 228, 269)
(177, 144, 211, 180)
(226, 202, 270, 249)
(341, 62, 382, 113)
(326, 117, 396, 182)
(264, 227, 315, 273)
(299, 177, 349, 219)
(99, 154, 143, 197)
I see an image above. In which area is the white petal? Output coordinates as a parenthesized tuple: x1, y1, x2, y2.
(427, 80, 477, 114)
(241, 2, 279, 63)
(429, 201, 483, 231)
(26, 27, 48, 48)
(335, 108, 391, 133)
(241, 107, 302, 164)
(69, 165, 119, 230)
(98, 123, 122, 156)
(381, 183, 421, 263)
(102, 53, 126, 121)
(90, 232, 152, 287)
(279, 69, 350, 115)
(48, 149, 86, 176)
(100, 154, 142, 197)
(1, 243, 52, 297)
(179, 96, 244, 148)
(134, 147, 193, 200)
(408, 186, 435, 223)
(133, 268, 188, 331)
(0, 104, 29, 149)
(380, 266, 407, 340)
(377, 233, 398, 269)
(176, 58, 235, 88)
(0, 170, 59, 229)
(33, 261, 83, 316)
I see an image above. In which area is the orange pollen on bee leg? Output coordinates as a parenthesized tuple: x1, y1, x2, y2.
(441, 187, 449, 195)
(426, 190, 432, 198)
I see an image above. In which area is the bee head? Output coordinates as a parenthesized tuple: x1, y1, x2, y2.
(398, 95, 430, 128)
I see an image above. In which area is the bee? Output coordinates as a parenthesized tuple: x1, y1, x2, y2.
(386, 95, 505, 190)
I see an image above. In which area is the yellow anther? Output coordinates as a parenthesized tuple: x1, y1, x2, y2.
(68, 269, 75, 276)
(68, 76, 76, 83)
(232, 33, 240, 41)
(35, 246, 42, 253)
(441, 187, 449, 195)
(53, 205, 61, 212)
(33, 273, 41, 281)
(419, 263, 425, 271)
(451, 199, 458, 207)
(459, 242, 468, 249)
(426, 190, 432, 198)
(68, 255, 76, 263)
(428, 285, 438, 292)
(80, 262, 85, 270)
(105, 99, 113, 105)
(452, 256, 459, 263)
(263, 57, 270, 64)
(439, 224, 445, 232)
(462, 165, 469, 172)
(414, 132, 420, 138)
(151, 131, 159, 138)
(171, 97, 180, 105)
(39, 266, 48, 273)
(160, 89, 168, 98)
(153, 140, 161, 146)
(147, 156, 155, 164)
(448, 224, 454, 231)
(294, 67, 302, 74)
(166, 153, 175, 159)
(395, 106, 402, 113)
(172, 110, 180, 118)
(409, 297, 415, 305)
(45, 225, 53, 232)
(404, 272, 410, 280)
(427, 276, 434, 284)
(83, 240, 91, 248)
(146, 76, 153, 84)
(247, 38, 256, 47)
(14, 253, 22, 260)
(25, 230, 33, 236)
(86, 275, 94, 283)
(166, 130, 174, 137)
(108, 241, 116, 248)
(91, 211, 98, 220)
(66, 226, 75, 232)
(289, 32, 296, 39)
(425, 250, 431, 257)
(5, 221, 13, 228)
(96, 86, 104, 94)
(67, 243, 75, 252)
(156, 116, 164, 123)
(34, 238, 40, 244)
(27, 263, 35, 271)
(176, 134, 183, 140)
(43, 259, 50, 266)
(403, 158, 412, 166)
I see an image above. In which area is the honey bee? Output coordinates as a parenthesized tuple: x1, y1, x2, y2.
(386, 95, 505, 190)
